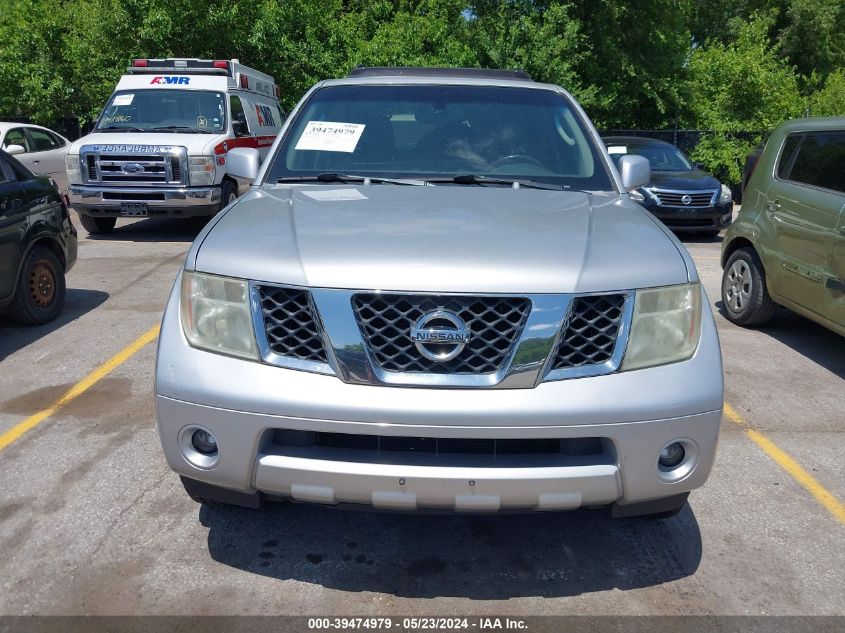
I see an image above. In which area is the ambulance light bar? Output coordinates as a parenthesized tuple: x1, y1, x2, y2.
(129, 59, 232, 77)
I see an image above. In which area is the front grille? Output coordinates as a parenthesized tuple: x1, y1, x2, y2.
(81, 146, 186, 185)
(98, 155, 169, 183)
(353, 294, 531, 374)
(273, 429, 605, 458)
(652, 189, 717, 208)
(552, 294, 625, 369)
(256, 286, 327, 363)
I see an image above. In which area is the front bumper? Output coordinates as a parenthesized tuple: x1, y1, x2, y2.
(68, 185, 221, 217)
(155, 282, 724, 513)
(642, 201, 733, 232)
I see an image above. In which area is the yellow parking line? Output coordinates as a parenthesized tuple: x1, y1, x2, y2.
(725, 403, 845, 525)
(0, 324, 160, 453)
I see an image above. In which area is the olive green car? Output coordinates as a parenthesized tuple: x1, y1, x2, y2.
(721, 117, 845, 336)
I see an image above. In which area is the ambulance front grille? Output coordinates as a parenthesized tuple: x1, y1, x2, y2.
(80, 145, 188, 186)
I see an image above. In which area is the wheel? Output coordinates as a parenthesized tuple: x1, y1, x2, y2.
(490, 154, 546, 170)
(721, 247, 778, 326)
(220, 179, 238, 210)
(180, 476, 263, 509)
(8, 246, 66, 325)
(79, 214, 116, 234)
(611, 492, 688, 519)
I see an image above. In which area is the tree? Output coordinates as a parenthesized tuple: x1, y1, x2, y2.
(810, 69, 845, 117)
(685, 12, 806, 183)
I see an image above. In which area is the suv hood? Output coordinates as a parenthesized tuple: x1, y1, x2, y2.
(69, 132, 223, 155)
(649, 169, 720, 190)
(192, 185, 690, 294)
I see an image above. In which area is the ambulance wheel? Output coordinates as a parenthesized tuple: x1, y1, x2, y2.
(220, 180, 237, 211)
(79, 215, 116, 234)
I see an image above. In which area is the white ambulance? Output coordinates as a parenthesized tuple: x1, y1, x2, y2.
(66, 58, 284, 233)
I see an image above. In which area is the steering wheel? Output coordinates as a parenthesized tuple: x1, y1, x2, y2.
(491, 154, 545, 169)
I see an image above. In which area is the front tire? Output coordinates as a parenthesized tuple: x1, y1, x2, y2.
(180, 476, 263, 509)
(8, 246, 66, 325)
(721, 247, 778, 326)
(220, 179, 237, 210)
(79, 214, 116, 234)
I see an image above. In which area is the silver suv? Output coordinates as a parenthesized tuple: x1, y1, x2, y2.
(156, 67, 724, 518)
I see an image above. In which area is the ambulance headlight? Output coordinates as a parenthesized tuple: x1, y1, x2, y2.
(189, 156, 216, 186)
(65, 155, 82, 184)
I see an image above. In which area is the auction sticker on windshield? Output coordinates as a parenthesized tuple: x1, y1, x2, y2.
(112, 94, 134, 106)
(301, 189, 368, 202)
(295, 121, 366, 153)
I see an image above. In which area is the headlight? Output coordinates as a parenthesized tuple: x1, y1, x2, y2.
(189, 156, 216, 186)
(180, 271, 258, 359)
(719, 184, 732, 204)
(622, 282, 702, 371)
(65, 155, 82, 184)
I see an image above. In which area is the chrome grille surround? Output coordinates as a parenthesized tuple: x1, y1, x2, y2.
(352, 294, 532, 374)
(647, 188, 718, 208)
(248, 284, 635, 388)
(79, 144, 188, 186)
(552, 294, 626, 369)
(251, 283, 332, 375)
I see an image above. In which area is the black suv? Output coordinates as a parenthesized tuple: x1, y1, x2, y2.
(0, 149, 77, 324)
(604, 136, 733, 237)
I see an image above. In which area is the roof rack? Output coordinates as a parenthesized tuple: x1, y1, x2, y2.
(347, 66, 533, 81)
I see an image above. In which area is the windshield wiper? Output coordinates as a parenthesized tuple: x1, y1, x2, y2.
(150, 126, 214, 134)
(427, 175, 564, 190)
(96, 126, 147, 133)
(276, 173, 427, 186)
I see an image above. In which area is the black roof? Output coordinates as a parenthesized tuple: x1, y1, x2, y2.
(347, 66, 533, 81)
(602, 135, 675, 148)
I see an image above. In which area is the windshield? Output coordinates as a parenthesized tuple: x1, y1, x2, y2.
(95, 90, 226, 133)
(266, 84, 614, 190)
(607, 143, 693, 172)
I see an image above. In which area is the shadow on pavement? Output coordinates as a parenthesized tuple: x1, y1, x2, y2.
(201, 502, 702, 599)
(76, 215, 206, 244)
(715, 300, 844, 379)
(677, 232, 724, 245)
(0, 288, 109, 361)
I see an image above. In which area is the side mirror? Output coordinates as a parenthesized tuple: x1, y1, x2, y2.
(693, 161, 706, 170)
(5, 144, 26, 155)
(232, 117, 249, 138)
(226, 147, 260, 182)
(618, 154, 650, 191)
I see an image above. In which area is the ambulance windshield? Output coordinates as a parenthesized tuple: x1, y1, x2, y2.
(95, 90, 227, 134)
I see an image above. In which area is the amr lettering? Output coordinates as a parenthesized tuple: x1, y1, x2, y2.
(150, 76, 191, 85)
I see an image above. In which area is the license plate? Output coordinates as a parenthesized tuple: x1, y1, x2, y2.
(119, 202, 148, 216)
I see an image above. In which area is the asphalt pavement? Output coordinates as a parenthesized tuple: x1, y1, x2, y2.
(0, 210, 842, 616)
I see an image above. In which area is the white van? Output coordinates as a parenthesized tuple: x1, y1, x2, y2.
(66, 58, 284, 233)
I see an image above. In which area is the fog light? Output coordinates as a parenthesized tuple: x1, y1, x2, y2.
(191, 429, 218, 455)
(659, 442, 685, 469)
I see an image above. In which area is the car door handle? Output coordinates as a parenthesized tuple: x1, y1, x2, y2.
(765, 200, 781, 212)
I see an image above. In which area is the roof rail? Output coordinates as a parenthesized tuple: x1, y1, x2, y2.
(347, 66, 533, 81)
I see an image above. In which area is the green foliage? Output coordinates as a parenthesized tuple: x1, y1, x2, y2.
(686, 12, 806, 183)
(1, 0, 842, 187)
(810, 70, 845, 117)
(780, 0, 845, 79)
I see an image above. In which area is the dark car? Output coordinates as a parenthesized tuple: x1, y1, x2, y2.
(0, 149, 77, 324)
(604, 136, 733, 237)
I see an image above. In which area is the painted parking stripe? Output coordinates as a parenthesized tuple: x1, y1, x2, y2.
(1, 326, 842, 528)
(725, 403, 845, 525)
(0, 325, 160, 453)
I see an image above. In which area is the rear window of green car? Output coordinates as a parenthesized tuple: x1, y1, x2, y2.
(777, 131, 845, 194)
